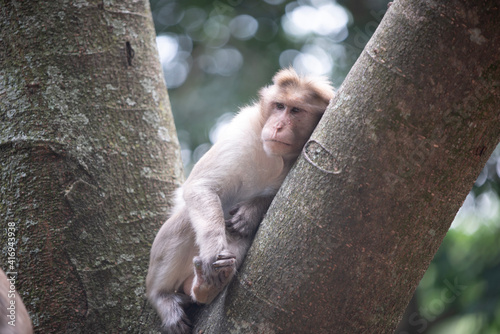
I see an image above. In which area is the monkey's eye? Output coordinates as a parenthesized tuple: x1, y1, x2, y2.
(275, 102, 285, 110)
(291, 107, 302, 113)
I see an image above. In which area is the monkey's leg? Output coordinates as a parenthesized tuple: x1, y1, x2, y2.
(191, 251, 236, 304)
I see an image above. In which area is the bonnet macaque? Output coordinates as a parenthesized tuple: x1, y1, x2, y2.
(146, 68, 334, 333)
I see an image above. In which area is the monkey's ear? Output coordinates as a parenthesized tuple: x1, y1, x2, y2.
(272, 67, 300, 88)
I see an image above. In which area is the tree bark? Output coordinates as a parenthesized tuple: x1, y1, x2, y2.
(0, 0, 182, 332)
(194, 0, 500, 333)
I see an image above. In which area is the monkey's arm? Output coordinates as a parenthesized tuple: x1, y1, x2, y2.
(225, 195, 274, 238)
(182, 179, 227, 261)
(182, 160, 242, 301)
(182, 109, 262, 260)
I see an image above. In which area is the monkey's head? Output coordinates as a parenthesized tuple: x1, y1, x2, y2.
(259, 68, 334, 161)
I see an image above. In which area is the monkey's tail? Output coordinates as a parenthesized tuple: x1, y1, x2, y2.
(151, 292, 192, 334)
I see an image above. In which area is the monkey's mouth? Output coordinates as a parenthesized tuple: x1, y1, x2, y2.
(265, 139, 291, 146)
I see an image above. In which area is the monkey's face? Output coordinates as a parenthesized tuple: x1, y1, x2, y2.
(261, 100, 323, 160)
(259, 69, 334, 161)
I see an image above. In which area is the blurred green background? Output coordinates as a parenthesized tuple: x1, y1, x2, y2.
(148, 0, 500, 332)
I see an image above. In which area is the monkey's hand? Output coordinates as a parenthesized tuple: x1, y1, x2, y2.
(225, 205, 259, 237)
(191, 251, 236, 304)
(226, 196, 274, 237)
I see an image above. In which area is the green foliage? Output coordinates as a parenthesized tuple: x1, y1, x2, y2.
(413, 223, 500, 334)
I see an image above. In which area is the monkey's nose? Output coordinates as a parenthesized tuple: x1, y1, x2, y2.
(272, 125, 283, 137)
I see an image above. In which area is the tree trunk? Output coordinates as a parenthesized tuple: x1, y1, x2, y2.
(194, 0, 500, 333)
(0, 0, 182, 332)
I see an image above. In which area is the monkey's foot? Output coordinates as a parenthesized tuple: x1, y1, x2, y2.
(213, 251, 237, 272)
(191, 251, 236, 304)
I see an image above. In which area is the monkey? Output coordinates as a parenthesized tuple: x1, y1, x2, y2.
(0, 269, 33, 334)
(146, 68, 334, 334)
